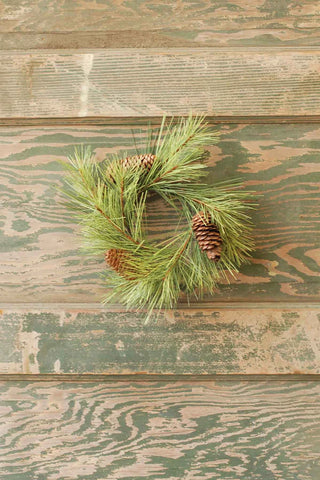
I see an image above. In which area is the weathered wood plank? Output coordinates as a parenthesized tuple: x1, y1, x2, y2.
(1, 380, 320, 479)
(0, 123, 319, 303)
(1, 304, 319, 374)
(1, 49, 320, 118)
(1, 0, 320, 48)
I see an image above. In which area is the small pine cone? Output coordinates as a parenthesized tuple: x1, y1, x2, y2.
(192, 211, 223, 262)
(121, 153, 156, 172)
(106, 153, 156, 181)
(105, 249, 135, 279)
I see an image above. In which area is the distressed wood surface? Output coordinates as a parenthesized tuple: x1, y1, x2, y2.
(1, 49, 320, 118)
(0, 123, 319, 304)
(1, 304, 320, 375)
(1, 0, 320, 48)
(1, 380, 320, 479)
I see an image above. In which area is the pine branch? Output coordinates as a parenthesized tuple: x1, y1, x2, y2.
(79, 163, 140, 246)
(146, 127, 202, 188)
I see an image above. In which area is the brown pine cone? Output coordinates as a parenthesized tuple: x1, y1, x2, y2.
(192, 211, 223, 262)
(105, 249, 135, 279)
(121, 153, 155, 171)
(106, 153, 156, 181)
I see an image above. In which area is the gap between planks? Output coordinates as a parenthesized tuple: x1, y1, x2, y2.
(1, 374, 320, 383)
(3, 46, 320, 53)
(1, 116, 320, 126)
(1, 33, 320, 50)
(1, 302, 319, 310)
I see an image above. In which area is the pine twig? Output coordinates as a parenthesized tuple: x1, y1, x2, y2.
(144, 131, 199, 190)
(78, 166, 140, 247)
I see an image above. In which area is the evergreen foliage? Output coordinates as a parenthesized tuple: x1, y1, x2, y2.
(61, 115, 254, 320)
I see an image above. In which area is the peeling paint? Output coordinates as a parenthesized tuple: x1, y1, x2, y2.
(17, 330, 40, 374)
(3, 307, 319, 375)
(115, 340, 125, 351)
(79, 53, 94, 117)
(54, 359, 61, 373)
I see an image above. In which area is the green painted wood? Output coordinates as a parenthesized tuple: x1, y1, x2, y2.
(0, 123, 319, 303)
(1, 304, 319, 375)
(1, 380, 320, 479)
(1, 0, 320, 48)
(1, 49, 320, 118)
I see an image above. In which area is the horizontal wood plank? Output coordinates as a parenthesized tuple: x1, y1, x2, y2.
(1, 304, 319, 374)
(0, 123, 319, 303)
(1, 49, 320, 118)
(1, 380, 320, 479)
(1, 0, 320, 48)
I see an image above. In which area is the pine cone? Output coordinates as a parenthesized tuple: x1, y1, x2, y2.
(121, 153, 155, 171)
(192, 211, 222, 262)
(105, 249, 135, 279)
(107, 153, 156, 181)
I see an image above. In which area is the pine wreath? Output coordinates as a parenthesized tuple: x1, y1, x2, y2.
(61, 115, 254, 319)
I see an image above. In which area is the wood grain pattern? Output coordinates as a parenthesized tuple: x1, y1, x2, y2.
(1, 49, 320, 118)
(1, 380, 320, 479)
(1, 304, 320, 375)
(1, 0, 320, 48)
(0, 123, 319, 303)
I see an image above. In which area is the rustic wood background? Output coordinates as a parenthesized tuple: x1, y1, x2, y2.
(0, 1, 320, 478)
(1, 380, 320, 479)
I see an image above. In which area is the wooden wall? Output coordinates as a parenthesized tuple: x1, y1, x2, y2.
(0, 1, 320, 478)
